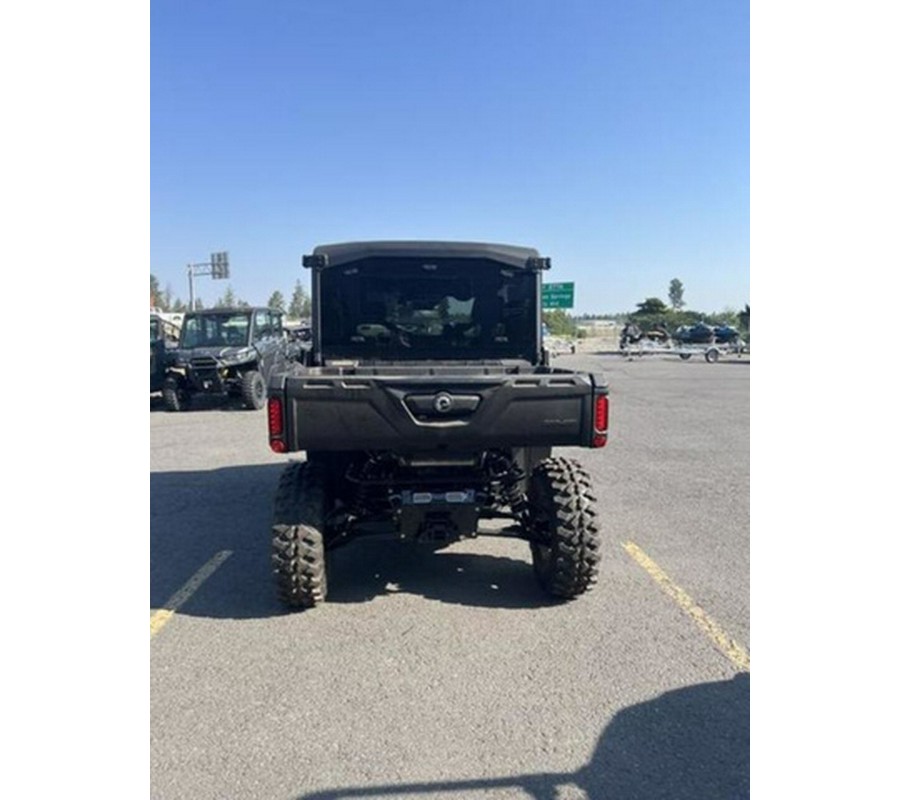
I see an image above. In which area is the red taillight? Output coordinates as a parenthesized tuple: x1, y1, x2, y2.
(268, 397, 283, 436)
(268, 397, 285, 452)
(592, 394, 609, 448)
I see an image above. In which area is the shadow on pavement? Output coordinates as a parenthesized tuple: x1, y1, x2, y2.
(326, 538, 551, 610)
(149, 394, 264, 412)
(151, 464, 555, 620)
(296, 673, 750, 800)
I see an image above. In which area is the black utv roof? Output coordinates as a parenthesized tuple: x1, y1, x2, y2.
(304, 241, 549, 270)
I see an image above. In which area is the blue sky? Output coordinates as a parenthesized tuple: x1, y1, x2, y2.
(151, 0, 749, 315)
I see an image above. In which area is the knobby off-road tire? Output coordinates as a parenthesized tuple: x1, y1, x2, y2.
(241, 369, 266, 410)
(272, 461, 328, 609)
(528, 456, 601, 599)
(162, 376, 190, 412)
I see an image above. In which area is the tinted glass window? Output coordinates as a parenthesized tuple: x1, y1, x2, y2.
(253, 310, 271, 340)
(319, 258, 537, 360)
(181, 312, 251, 348)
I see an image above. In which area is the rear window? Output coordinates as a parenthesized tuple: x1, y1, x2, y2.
(319, 258, 538, 360)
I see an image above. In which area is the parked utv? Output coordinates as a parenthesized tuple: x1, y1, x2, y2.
(266, 242, 610, 609)
(163, 307, 291, 411)
(150, 312, 181, 394)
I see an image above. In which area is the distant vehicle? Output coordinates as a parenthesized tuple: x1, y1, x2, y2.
(163, 307, 292, 411)
(672, 323, 743, 346)
(619, 321, 643, 348)
(673, 323, 716, 345)
(288, 326, 312, 342)
(284, 325, 313, 364)
(150, 312, 181, 393)
(619, 321, 670, 349)
(712, 325, 742, 344)
(285, 322, 312, 345)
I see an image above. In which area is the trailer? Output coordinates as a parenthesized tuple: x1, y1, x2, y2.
(620, 338, 747, 363)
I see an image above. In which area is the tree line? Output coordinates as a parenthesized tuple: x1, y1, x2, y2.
(151, 273, 748, 339)
(150, 275, 312, 319)
(544, 278, 749, 339)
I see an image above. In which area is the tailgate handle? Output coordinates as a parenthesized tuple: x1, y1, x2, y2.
(404, 392, 481, 418)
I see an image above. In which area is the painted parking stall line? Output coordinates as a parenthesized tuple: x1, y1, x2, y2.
(150, 550, 232, 638)
(622, 541, 750, 672)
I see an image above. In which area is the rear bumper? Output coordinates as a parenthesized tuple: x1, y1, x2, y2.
(273, 368, 608, 452)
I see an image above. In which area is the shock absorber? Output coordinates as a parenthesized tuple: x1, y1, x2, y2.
(346, 453, 396, 521)
(486, 453, 530, 524)
(345, 456, 375, 520)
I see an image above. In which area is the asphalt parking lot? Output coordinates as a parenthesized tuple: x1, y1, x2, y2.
(150, 351, 749, 800)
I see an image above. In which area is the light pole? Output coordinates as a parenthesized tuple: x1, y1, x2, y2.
(187, 251, 230, 310)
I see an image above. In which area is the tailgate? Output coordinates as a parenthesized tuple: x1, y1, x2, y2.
(275, 370, 606, 451)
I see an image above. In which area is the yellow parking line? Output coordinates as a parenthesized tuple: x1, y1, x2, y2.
(622, 541, 750, 671)
(150, 550, 232, 638)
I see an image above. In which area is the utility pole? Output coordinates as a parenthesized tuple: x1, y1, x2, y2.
(187, 251, 230, 310)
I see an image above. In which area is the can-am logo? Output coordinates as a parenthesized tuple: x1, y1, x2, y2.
(433, 393, 454, 413)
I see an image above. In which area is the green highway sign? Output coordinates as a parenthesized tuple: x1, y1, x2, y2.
(542, 282, 574, 309)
